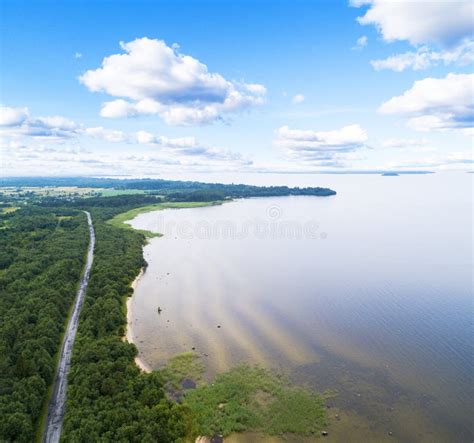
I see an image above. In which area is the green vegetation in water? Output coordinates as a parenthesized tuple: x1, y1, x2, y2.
(107, 201, 223, 238)
(185, 365, 327, 437)
(160, 353, 328, 438)
(160, 353, 205, 389)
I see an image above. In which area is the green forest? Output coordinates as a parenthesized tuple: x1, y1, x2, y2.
(0, 208, 88, 441)
(0, 199, 192, 442)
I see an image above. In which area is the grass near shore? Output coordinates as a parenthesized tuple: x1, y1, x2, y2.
(160, 353, 328, 439)
(107, 201, 223, 237)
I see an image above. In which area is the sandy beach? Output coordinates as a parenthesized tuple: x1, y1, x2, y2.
(125, 267, 151, 373)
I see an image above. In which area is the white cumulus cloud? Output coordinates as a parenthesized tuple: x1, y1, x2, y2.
(275, 124, 368, 165)
(80, 37, 266, 125)
(378, 73, 474, 132)
(292, 94, 305, 104)
(352, 0, 474, 72)
(136, 130, 250, 164)
(0, 106, 29, 127)
(1, 117, 252, 175)
(381, 138, 430, 150)
(351, 0, 474, 46)
(0, 105, 251, 171)
(371, 39, 474, 71)
(0, 106, 79, 140)
(85, 126, 129, 143)
(353, 35, 368, 50)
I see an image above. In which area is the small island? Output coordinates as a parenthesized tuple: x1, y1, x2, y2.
(381, 172, 399, 176)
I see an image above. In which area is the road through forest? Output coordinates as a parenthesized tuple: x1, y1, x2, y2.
(43, 211, 95, 443)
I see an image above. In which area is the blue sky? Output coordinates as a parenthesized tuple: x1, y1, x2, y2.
(1, 0, 473, 177)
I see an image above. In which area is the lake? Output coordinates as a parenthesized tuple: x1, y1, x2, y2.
(128, 172, 473, 442)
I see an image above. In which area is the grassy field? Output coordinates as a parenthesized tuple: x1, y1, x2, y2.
(0, 186, 101, 198)
(107, 201, 223, 237)
(99, 189, 148, 197)
(1, 207, 19, 214)
(1, 186, 151, 202)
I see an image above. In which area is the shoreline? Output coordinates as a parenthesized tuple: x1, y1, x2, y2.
(109, 200, 224, 238)
(121, 200, 226, 374)
(125, 267, 152, 373)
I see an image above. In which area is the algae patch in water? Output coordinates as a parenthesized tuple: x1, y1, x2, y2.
(161, 354, 327, 438)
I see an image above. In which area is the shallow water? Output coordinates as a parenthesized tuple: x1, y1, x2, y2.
(128, 172, 473, 442)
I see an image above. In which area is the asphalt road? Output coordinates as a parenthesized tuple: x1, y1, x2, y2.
(43, 211, 95, 443)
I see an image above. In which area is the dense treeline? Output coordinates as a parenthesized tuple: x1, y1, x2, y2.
(61, 205, 190, 442)
(167, 190, 227, 202)
(40, 194, 163, 209)
(0, 208, 88, 442)
(0, 199, 191, 441)
(1, 176, 336, 198)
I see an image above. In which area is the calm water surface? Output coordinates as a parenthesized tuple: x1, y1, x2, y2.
(129, 172, 473, 442)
